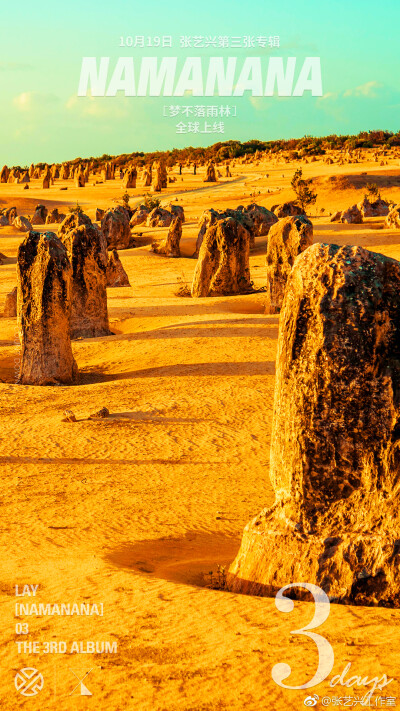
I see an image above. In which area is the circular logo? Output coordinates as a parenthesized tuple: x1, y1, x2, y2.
(14, 668, 44, 696)
(304, 695, 319, 707)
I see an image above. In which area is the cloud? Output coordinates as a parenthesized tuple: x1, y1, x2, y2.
(318, 81, 385, 106)
(316, 80, 399, 126)
(249, 94, 294, 112)
(343, 81, 383, 99)
(66, 93, 130, 120)
(13, 91, 60, 112)
(318, 91, 339, 102)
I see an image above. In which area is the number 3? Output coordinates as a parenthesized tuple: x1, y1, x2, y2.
(272, 583, 334, 690)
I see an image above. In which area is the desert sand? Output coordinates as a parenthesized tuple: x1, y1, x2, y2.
(1, 154, 399, 709)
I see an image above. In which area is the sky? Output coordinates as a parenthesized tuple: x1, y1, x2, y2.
(1, 0, 400, 165)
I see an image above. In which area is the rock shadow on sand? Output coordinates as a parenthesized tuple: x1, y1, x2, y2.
(79, 360, 275, 384)
(104, 531, 241, 590)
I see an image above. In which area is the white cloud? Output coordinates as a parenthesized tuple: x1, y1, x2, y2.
(66, 93, 130, 119)
(318, 91, 339, 102)
(343, 81, 383, 98)
(13, 91, 60, 112)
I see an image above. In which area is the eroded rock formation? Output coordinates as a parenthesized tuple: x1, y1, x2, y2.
(3, 286, 17, 317)
(146, 207, 173, 228)
(242, 203, 278, 244)
(191, 216, 251, 297)
(332, 205, 363, 224)
(1, 165, 9, 183)
(273, 201, 306, 218)
(152, 214, 182, 257)
(74, 166, 85, 188)
(124, 167, 137, 189)
(265, 216, 313, 314)
(386, 205, 400, 229)
(142, 167, 152, 187)
(151, 162, 163, 192)
(46, 208, 66, 224)
(203, 160, 217, 182)
(17, 231, 77, 385)
(106, 249, 131, 287)
(195, 209, 220, 257)
(358, 196, 389, 217)
(42, 168, 51, 189)
(31, 204, 48, 225)
(3, 207, 17, 225)
(229, 243, 400, 606)
(60, 223, 110, 338)
(58, 211, 92, 237)
(101, 207, 132, 249)
(130, 205, 150, 227)
(13, 216, 32, 233)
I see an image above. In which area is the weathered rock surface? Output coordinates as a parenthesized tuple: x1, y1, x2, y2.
(265, 216, 313, 314)
(101, 207, 132, 249)
(95, 208, 105, 221)
(89, 406, 110, 419)
(0, 165, 9, 183)
(106, 249, 131, 287)
(102, 162, 111, 181)
(130, 205, 150, 227)
(74, 166, 85, 188)
(60, 163, 69, 180)
(142, 167, 152, 186)
(152, 214, 182, 257)
(192, 216, 251, 297)
(146, 207, 173, 228)
(8, 168, 18, 183)
(194, 209, 220, 257)
(3, 286, 17, 317)
(31, 204, 48, 225)
(339, 205, 363, 224)
(17, 231, 77, 385)
(124, 167, 137, 189)
(160, 162, 168, 188)
(229, 243, 400, 606)
(151, 161, 163, 192)
(60, 223, 110, 338)
(58, 211, 92, 238)
(358, 196, 389, 217)
(386, 205, 400, 229)
(13, 216, 32, 232)
(164, 203, 185, 223)
(273, 201, 306, 218)
(46, 208, 66, 224)
(3, 207, 17, 225)
(203, 160, 217, 182)
(42, 168, 51, 189)
(242, 203, 278, 242)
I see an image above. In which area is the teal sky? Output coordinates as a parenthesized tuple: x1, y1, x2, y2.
(1, 0, 400, 165)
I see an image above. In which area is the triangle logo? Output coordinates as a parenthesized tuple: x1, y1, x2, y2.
(80, 683, 92, 696)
